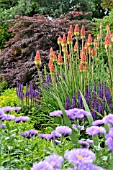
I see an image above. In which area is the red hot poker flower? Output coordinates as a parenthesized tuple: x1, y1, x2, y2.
(80, 25, 85, 38)
(105, 34, 111, 49)
(62, 34, 67, 46)
(67, 32, 72, 44)
(69, 25, 73, 36)
(58, 53, 63, 65)
(34, 51, 41, 65)
(74, 24, 79, 36)
(92, 48, 96, 57)
(57, 36, 62, 45)
(87, 34, 92, 46)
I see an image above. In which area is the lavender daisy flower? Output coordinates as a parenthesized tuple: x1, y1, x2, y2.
(0, 109, 4, 119)
(38, 134, 53, 140)
(11, 107, 21, 111)
(51, 130, 62, 138)
(79, 140, 90, 148)
(78, 163, 104, 170)
(55, 126, 72, 135)
(44, 154, 64, 169)
(103, 114, 113, 126)
(86, 126, 106, 136)
(105, 128, 113, 139)
(2, 114, 15, 121)
(31, 161, 54, 170)
(92, 165, 105, 170)
(2, 106, 13, 112)
(20, 129, 38, 139)
(67, 108, 90, 120)
(15, 116, 30, 122)
(49, 110, 62, 117)
(106, 138, 113, 151)
(72, 124, 84, 131)
(0, 124, 6, 129)
(92, 119, 104, 126)
(64, 148, 95, 166)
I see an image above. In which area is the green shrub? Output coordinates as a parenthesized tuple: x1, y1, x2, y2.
(0, 22, 12, 49)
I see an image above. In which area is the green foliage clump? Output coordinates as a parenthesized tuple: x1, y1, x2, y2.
(0, 88, 21, 107)
(0, 77, 8, 94)
(0, 22, 12, 49)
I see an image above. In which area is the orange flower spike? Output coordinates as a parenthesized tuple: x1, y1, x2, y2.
(57, 36, 62, 45)
(84, 42, 88, 49)
(69, 25, 73, 36)
(81, 51, 87, 63)
(87, 34, 92, 46)
(111, 33, 113, 42)
(58, 53, 63, 65)
(48, 60, 53, 68)
(79, 62, 84, 71)
(49, 64, 55, 73)
(67, 31, 72, 44)
(74, 24, 79, 36)
(85, 47, 88, 55)
(49, 52, 54, 60)
(34, 51, 41, 65)
(105, 34, 111, 49)
(74, 42, 77, 52)
(50, 47, 54, 53)
(62, 34, 67, 46)
(80, 25, 85, 39)
(53, 52, 57, 62)
(92, 48, 96, 57)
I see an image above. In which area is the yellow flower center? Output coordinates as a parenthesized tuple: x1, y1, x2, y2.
(77, 156, 83, 160)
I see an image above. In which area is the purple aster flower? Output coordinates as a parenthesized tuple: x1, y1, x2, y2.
(20, 129, 38, 139)
(86, 126, 106, 136)
(2, 114, 15, 121)
(105, 128, 113, 139)
(55, 126, 72, 135)
(67, 108, 90, 120)
(92, 120, 104, 126)
(106, 138, 113, 151)
(38, 134, 53, 140)
(79, 140, 90, 148)
(51, 130, 62, 138)
(11, 107, 21, 111)
(31, 161, 54, 170)
(44, 154, 64, 169)
(103, 114, 113, 126)
(49, 110, 62, 117)
(92, 165, 105, 170)
(64, 148, 95, 166)
(0, 124, 6, 129)
(72, 124, 84, 131)
(0, 109, 4, 119)
(2, 106, 13, 112)
(15, 116, 30, 123)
